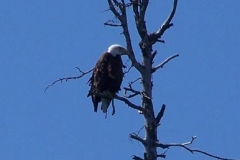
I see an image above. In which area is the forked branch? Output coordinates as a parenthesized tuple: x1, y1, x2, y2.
(124, 77, 142, 98)
(132, 0, 149, 40)
(149, 0, 178, 44)
(124, 87, 141, 98)
(157, 136, 238, 160)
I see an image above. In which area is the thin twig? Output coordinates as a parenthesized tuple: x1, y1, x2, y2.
(124, 87, 141, 98)
(129, 77, 141, 85)
(104, 22, 122, 27)
(124, 65, 133, 74)
(124, 77, 142, 98)
(124, 92, 140, 98)
(135, 125, 145, 136)
(157, 136, 238, 160)
(156, 39, 165, 43)
(152, 54, 179, 73)
(187, 149, 239, 160)
(44, 67, 94, 92)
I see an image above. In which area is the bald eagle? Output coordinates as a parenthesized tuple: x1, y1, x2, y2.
(87, 44, 128, 113)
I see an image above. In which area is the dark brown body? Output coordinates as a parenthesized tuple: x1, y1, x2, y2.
(88, 52, 124, 112)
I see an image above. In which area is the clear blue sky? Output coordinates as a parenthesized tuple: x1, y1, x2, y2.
(0, 0, 240, 160)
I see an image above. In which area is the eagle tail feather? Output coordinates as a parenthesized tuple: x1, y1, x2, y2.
(101, 97, 111, 113)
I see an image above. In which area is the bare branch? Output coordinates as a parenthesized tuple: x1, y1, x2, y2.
(88, 90, 143, 114)
(155, 104, 166, 124)
(157, 150, 168, 158)
(104, 1, 236, 160)
(152, 54, 179, 73)
(123, 25, 144, 73)
(106, 1, 143, 73)
(114, 94, 144, 112)
(123, 77, 142, 98)
(124, 92, 140, 99)
(44, 67, 93, 92)
(107, 0, 123, 21)
(187, 149, 239, 160)
(104, 22, 122, 27)
(150, 50, 157, 64)
(131, 0, 139, 19)
(157, 136, 238, 160)
(112, 0, 120, 6)
(157, 136, 196, 148)
(133, 0, 148, 41)
(157, 153, 166, 159)
(124, 64, 133, 74)
(134, 125, 145, 136)
(120, 0, 125, 7)
(156, 0, 177, 37)
(129, 77, 141, 85)
(129, 133, 146, 145)
(156, 39, 165, 43)
(132, 155, 143, 160)
(124, 87, 141, 98)
(149, 0, 178, 44)
(140, 0, 149, 22)
(156, 136, 196, 149)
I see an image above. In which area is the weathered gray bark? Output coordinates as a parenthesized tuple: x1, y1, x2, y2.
(106, 0, 178, 159)
(141, 45, 156, 160)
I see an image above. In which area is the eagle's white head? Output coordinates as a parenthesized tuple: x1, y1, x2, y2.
(108, 44, 128, 56)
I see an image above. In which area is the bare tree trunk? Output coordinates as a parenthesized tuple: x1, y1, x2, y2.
(106, 0, 178, 159)
(141, 45, 157, 160)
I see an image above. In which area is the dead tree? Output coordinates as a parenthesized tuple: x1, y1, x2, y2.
(105, 0, 178, 159)
(46, 1, 238, 160)
(104, 0, 238, 160)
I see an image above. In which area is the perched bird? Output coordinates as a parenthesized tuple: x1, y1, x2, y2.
(87, 44, 128, 113)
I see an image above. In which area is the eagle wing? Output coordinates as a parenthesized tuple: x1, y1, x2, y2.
(88, 53, 124, 112)
(88, 53, 111, 112)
